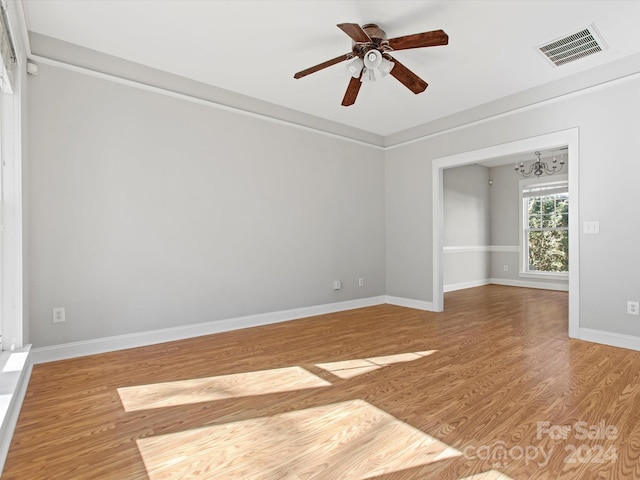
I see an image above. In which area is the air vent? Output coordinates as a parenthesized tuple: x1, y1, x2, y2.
(538, 25, 607, 67)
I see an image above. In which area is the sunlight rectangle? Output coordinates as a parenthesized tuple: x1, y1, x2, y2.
(316, 350, 437, 380)
(367, 351, 437, 365)
(118, 366, 330, 411)
(137, 399, 460, 479)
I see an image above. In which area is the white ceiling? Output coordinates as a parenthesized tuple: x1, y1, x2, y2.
(20, 0, 640, 137)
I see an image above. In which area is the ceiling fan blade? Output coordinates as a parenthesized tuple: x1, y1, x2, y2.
(341, 75, 362, 106)
(388, 29, 449, 50)
(384, 54, 428, 94)
(294, 53, 353, 79)
(337, 23, 372, 43)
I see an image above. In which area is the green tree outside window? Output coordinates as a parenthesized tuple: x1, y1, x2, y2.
(526, 193, 569, 272)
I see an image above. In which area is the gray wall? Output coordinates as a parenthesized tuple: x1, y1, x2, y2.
(443, 164, 490, 289)
(444, 164, 490, 246)
(386, 74, 640, 336)
(385, 146, 433, 300)
(27, 64, 385, 347)
(489, 164, 520, 247)
(26, 50, 640, 347)
(489, 163, 521, 283)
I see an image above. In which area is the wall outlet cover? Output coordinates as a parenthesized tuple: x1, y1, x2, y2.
(53, 307, 66, 323)
(584, 221, 600, 234)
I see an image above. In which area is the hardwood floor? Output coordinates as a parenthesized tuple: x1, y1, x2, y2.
(5, 285, 640, 479)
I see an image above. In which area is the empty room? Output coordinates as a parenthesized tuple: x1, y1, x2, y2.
(1, 1, 640, 479)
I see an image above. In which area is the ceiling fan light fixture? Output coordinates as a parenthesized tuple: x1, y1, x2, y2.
(378, 57, 394, 77)
(360, 66, 379, 82)
(363, 49, 382, 69)
(346, 57, 364, 78)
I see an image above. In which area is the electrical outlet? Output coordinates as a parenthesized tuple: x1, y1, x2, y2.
(358, 277, 364, 287)
(503, 265, 509, 272)
(53, 307, 66, 323)
(333, 280, 342, 291)
(584, 221, 600, 234)
(627, 301, 639, 316)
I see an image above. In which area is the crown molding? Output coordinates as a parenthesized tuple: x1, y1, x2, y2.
(25, 31, 640, 152)
(28, 32, 385, 149)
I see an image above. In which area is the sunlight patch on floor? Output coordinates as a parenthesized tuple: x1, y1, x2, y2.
(316, 350, 437, 379)
(136, 399, 460, 479)
(117, 366, 330, 411)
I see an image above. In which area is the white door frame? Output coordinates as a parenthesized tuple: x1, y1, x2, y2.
(432, 128, 580, 338)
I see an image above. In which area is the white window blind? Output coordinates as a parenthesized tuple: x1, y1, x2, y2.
(0, 2, 16, 93)
(522, 180, 568, 198)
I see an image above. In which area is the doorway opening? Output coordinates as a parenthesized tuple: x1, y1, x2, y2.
(432, 129, 579, 338)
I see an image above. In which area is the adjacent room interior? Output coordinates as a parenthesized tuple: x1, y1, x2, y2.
(1, 1, 640, 479)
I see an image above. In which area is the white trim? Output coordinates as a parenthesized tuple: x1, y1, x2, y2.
(31, 296, 387, 364)
(567, 131, 580, 339)
(1, 65, 24, 350)
(519, 271, 568, 281)
(432, 165, 445, 312)
(443, 246, 488, 254)
(384, 296, 436, 312)
(489, 278, 569, 292)
(489, 245, 519, 253)
(30, 55, 385, 151)
(12, 1, 30, 57)
(432, 128, 580, 337)
(0, 0, 25, 352)
(579, 328, 640, 352)
(30, 295, 448, 364)
(444, 279, 491, 293)
(28, 35, 640, 153)
(0, 4, 28, 471)
(443, 245, 519, 254)
(0, 346, 32, 473)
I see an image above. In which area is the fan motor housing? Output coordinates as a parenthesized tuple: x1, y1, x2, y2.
(352, 24, 390, 55)
(362, 24, 387, 41)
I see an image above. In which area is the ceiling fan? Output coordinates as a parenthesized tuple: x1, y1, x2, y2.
(294, 23, 449, 106)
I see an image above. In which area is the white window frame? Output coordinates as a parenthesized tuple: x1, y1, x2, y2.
(0, 0, 23, 351)
(519, 174, 569, 279)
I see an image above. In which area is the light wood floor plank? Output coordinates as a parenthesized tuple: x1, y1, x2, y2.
(5, 285, 640, 479)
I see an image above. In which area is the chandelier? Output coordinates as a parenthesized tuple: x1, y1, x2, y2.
(515, 151, 565, 177)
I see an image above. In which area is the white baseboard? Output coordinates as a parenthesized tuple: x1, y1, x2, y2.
(579, 328, 640, 352)
(489, 278, 569, 291)
(31, 280, 582, 365)
(31, 296, 387, 364)
(443, 277, 567, 294)
(444, 279, 491, 293)
(384, 295, 436, 311)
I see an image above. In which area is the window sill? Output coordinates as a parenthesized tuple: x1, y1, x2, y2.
(0, 345, 32, 472)
(519, 271, 568, 281)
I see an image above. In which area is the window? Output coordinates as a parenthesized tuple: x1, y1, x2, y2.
(0, 2, 22, 351)
(520, 176, 568, 274)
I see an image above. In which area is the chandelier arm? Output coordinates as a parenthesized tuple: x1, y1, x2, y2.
(515, 152, 565, 178)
